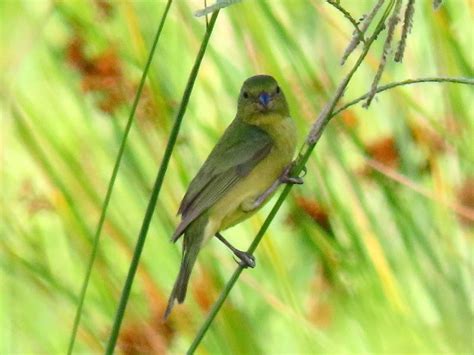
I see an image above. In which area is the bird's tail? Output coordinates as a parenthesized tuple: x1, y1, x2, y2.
(164, 213, 208, 320)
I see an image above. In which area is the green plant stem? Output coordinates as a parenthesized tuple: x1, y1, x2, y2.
(66, 1, 173, 353)
(104, 10, 220, 355)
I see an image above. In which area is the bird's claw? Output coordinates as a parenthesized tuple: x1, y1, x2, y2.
(233, 251, 256, 268)
(280, 175, 304, 185)
(280, 163, 305, 185)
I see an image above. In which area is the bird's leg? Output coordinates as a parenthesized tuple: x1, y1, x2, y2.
(215, 232, 256, 268)
(241, 163, 305, 212)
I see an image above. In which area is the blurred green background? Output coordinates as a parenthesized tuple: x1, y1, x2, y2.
(1, 0, 473, 353)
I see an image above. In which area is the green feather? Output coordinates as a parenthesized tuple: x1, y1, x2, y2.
(164, 212, 209, 319)
(172, 120, 273, 241)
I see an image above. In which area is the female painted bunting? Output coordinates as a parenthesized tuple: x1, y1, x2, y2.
(164, 75, 302, 319)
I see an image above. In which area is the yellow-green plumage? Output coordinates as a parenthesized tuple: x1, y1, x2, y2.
(210, 115, 296, 231)
(164, 75, 297, 319)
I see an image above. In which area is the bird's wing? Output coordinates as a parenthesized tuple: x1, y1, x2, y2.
(172, 120, 273, 241)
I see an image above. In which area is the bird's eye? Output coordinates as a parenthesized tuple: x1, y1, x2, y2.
(275, 86, 280, 94)
(243, 91, 249, 99)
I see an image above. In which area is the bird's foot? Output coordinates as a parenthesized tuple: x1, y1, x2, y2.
(215, 232, 256, 268)
(280, 175, 304, 184)
(280, 163, 305, 185)
(233, 250, 256, 268)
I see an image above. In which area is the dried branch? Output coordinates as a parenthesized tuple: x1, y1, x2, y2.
(195, 0, 241, 17)
(327, 0, 365, 44)
(333, 76, 474, 116)
(364, 0, 403, 108)
(341, 0, 385, 65)
(395, 0, 415, 62)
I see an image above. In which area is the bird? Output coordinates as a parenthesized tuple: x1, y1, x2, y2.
(164, 74, 302, 319)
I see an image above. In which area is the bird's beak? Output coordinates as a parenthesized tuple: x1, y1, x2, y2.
(258, 92, 271, 108)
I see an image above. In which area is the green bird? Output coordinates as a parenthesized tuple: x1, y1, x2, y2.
(164, 75, 302, 319)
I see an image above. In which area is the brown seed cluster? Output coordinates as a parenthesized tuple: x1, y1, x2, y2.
(366, 136, 400, 169)
(66, 35, 129, 114)
(409, 123, 446, 154)
(118, 315, 174, 355)
(291, 197, 332, 234)
(192, 271, 218, 313)
(118, 279, 176, 354)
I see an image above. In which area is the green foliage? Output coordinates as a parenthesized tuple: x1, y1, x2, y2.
(1, 0, 473, 354)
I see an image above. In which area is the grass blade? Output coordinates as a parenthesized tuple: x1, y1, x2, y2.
(66, 1, 173, 353)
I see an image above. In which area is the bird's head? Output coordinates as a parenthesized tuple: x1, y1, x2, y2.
(237, 75, 290, 124)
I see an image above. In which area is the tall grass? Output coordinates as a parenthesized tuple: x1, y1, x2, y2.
(1, 0, 473, 354)
(68, 2, 173, 353)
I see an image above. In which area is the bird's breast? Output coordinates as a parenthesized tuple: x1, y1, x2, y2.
(208, 116, 297, 233)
